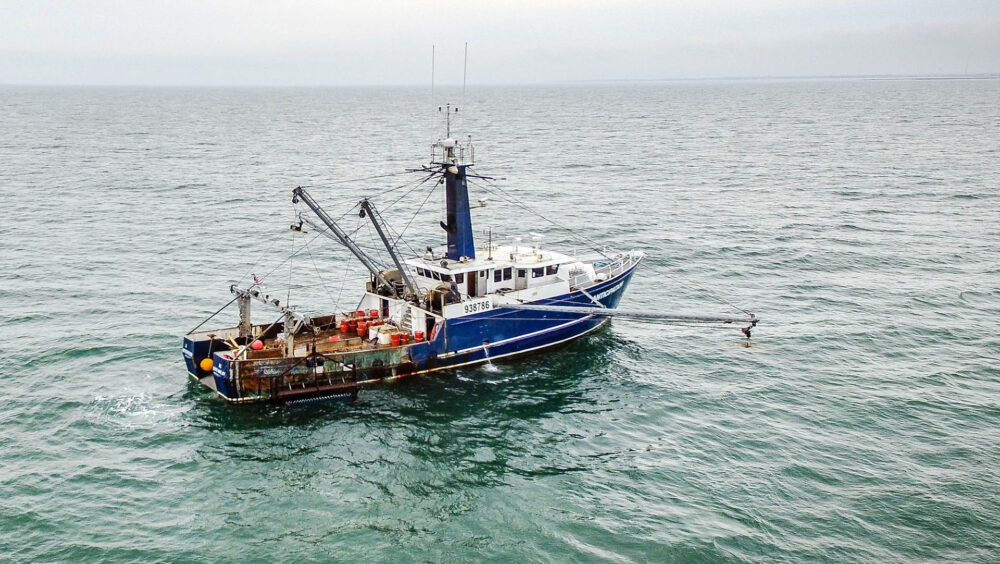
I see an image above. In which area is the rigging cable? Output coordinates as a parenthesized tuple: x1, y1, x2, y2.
(302, 229, 341, 312)
(287, 201, 296, 308)
(341, 172, 437, 240)
(379, 181, 440, 260)
(185, 295, 240, 335)
(296, 170, 413, 188)
(236, 172, 433, 292)
(469, 176, 753, 317)
(468, 177, 612, 259)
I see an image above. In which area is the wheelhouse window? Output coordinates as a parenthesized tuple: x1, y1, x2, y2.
(455, 273, 464, 284)
(494, 269, 502, 282)
(431, 271, 441, 281)
(546, 264, 559, 275)
(503, 267, 513, 280)
(532, 267, 544, 278)
(442, 274, 452, 282)
(479, 270, 487, 278)
(518, 269, 526, 278)
(417, 267, 426, 277)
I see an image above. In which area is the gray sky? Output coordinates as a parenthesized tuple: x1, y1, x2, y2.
(2, 0, 998, 86)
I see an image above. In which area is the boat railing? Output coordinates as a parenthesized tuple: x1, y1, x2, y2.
(571, 252, 640, 289)
(568, 271, 592, 290)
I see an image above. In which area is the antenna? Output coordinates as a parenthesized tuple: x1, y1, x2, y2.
(462, 42, 468, 106)
(431, 45, 436, 101)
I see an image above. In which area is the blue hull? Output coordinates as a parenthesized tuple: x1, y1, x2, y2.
(376, 262, 640, 380)
(184, 261, 640, 401)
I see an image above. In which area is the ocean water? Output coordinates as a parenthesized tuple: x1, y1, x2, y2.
(1, 79, 998, 561)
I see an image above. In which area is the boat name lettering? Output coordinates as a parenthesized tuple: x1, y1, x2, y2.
(592, 282, 623, 302)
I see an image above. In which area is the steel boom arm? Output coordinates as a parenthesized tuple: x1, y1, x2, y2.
(504, 303, 759, 325)
(360, 199, 419, 298)
(292, 186, 397, 295)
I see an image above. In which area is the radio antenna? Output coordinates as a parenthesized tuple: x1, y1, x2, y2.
(431, 44, 436, 101)
(462, 42, 468, 106)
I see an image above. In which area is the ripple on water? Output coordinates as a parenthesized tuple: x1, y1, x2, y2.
(2, 80, 1000, 561)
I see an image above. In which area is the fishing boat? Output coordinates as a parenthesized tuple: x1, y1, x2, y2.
(182, 106, 758, 404)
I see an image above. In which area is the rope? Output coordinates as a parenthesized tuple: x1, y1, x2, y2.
(286, 204, 295, 307)
(469, 175, 753, 318)
(186, 295, 239, 335)
(303, 232, 340, 311)
(469, 178, 612, 259)
(657, 272, 755, 318)
(304, 172, 435, 211)
(334, 249, 353, 311)
(238, 171, 435, 293)
(296, 170, 413, 188)
(375, 182, 439, 262)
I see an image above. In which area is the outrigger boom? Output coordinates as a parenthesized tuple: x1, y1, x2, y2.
(505, 304, 758, 325)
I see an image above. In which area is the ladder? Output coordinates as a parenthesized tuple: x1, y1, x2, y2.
(400, 306, 413, 333)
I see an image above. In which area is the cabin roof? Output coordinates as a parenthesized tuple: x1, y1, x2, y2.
(405, 245, 578, 274)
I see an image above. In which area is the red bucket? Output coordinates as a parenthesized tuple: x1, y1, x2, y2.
(369, 309, 379, 318)
(400, 333, 410, 345)
(357, 321, 368, 336)
(414, 331, 424, 343)
(340, 320, 349, 333)
(355, 310, 365, 318)
(390, 333, 401, 347)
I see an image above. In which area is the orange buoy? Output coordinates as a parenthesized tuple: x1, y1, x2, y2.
(199, 358, 214, 372)
(250, 340, 263, 351)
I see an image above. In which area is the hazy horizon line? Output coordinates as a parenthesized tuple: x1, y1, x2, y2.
(2, 72, 999, 89)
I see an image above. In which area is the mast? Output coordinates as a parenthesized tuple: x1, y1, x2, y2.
(292, 186, 398, 296)
(441, 164, 476, 261)
(434, 104, 476, 261)
(360, 198, 419, 298)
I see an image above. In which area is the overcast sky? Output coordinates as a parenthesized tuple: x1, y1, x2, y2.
(1, 0, 998, 86)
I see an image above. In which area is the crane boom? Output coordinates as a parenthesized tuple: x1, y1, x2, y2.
(292, 186, 398, 296)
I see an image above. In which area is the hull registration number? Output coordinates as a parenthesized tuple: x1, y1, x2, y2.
(463, 299, 492, 314)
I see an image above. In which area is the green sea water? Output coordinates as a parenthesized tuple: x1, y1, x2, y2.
(1, 80, 998, 561)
